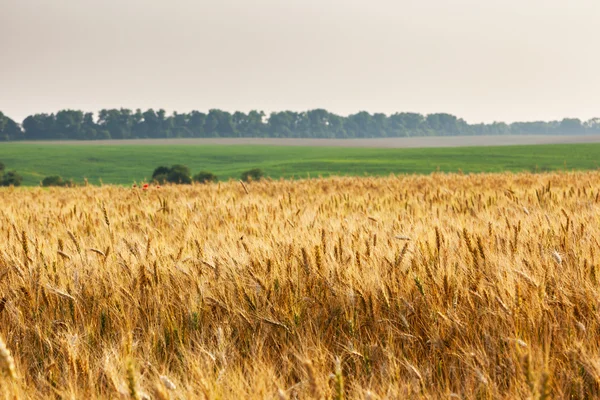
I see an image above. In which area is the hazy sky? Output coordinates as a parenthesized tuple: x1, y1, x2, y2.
(2, 0, 599, 123)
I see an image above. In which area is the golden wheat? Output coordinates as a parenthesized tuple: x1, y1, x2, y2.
(0, 171, 600, 398)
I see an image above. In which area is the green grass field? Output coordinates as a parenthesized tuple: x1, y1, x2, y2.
(0, 142, 599, 186)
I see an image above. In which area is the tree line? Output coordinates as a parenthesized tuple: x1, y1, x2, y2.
(0, 109, 599, 141)
(149, 165, 262, 185)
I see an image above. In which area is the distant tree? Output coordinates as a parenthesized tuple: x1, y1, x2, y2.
(3, 107, 600, 141)
(22, 113, 56, 139)
(188, 111, 207, 137)
(0, 113, 5, 134)
(204, 110, 219, 137)
(241, 168, 264, 182)
(398, 112, 426, 133)
(157, 109, 171, 138)
(0, 161, 4, 172)
(327, 113, 346, 138)
(42, 176, 71, 187)
(96, 130, 111, 140)
(193, 171, 218, 184)
(510, 121, 556, 135)
(171, 112, 191, 138)
(585, 118, 600, 133)
(1, 171, 22, 187)
(81, 112, 98, 139)
(0, 112, 22, 140)
(426, 113, 461, 135)
(167, 164, 192, 184)
(55, 110, 84, 139)
(247, 110, 267, 136)
(372, 113, 389, 137)
(151, 165, 192, 184)
(307, 109, 330, 137)
(152, 174, 169, 184)
(559, 118, 584, 134)
(268, 111, 294, 137)
(347, 112, 374, 138)
(98, 109, 133, 139)
(152, 166, 171, 180)
(203, 109, 235, 137)
(488, 122, 511, 135)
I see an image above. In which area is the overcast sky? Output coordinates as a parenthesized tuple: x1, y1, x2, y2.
(1, 0, 599, 123)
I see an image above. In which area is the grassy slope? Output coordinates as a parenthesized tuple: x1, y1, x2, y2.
(0, 142, 598, 186)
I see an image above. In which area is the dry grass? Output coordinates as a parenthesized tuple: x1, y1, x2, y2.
(1, 172, 600, 399)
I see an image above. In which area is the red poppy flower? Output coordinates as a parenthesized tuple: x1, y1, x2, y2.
(143, 183, 149, 190)
(132, 184, 137, 188)
(156, 185, 161, 189)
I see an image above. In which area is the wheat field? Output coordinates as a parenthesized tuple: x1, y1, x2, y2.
(1, 172, 600, 399)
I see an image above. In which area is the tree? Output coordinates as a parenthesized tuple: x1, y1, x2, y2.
(42, 176, 70, 187)
(152, 166, 171, 179)
(426, 113, 460, 135)
(188, 111, 207, 137)
(22, 113, 55, 140)
(152, 165, 172, 184)
(269, 111, 294, 137)
(241, 168, 264, 182)
(81, 112, 99, 139)
(2, 108, 600, 141)
(0, 112, 22, 141)
(56, 110, 84, 139)
(559, 118, 583, 134)
(96, 130, 111, 140)
(98, 109, 133, 139)
(2, 171, 23, 187)
(171, 112, 191, 138)
(585, 118, 600, 133)
(395, 112, 425, 135)
(193, 171, 218, 183)
(246, 110, 266, 136)
(513, 121, 558, 135)
(205, 109, 235, 137)
(347, 112, 373, 138)
(0, 161, 22, 187)
(327, 113, 346, 138)
(151, 165, 192, 184)
(388, 113, 409, 137)
(488, 122, 511, 135)
(307, 109, 330, 137)
(232, 111, 267, 137)
(168, 164, 192, 184)
(372, 113, 388, 137)
(204, 110, 219, 137)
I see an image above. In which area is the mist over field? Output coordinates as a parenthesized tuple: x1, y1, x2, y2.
(15, 135, 600, 148)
